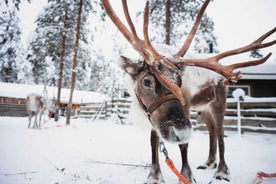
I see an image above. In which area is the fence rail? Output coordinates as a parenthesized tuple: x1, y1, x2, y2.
(78, 98, 132, 121)
(1, 96, 276, 134)
(0, 103, 28, 117)
(193, 99, 276, 134)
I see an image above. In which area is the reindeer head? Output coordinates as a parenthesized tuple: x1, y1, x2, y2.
(119, 55, 191, 143)
(102, 0, 276, 144)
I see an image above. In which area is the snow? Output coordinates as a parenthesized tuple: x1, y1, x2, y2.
(227, 96, 276, 103)
(0, 116, 276, 184)
(0, 82, 106, 104)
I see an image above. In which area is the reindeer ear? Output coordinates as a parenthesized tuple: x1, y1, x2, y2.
(118, 56, 142, 79)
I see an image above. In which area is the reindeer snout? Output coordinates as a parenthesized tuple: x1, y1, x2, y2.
(159, 119, 192, 144)
(169, 125, 192, 144)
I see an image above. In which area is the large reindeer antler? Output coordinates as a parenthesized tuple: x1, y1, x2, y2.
(103, 0, 276, 99)
(102, 0, 185, 105)
(176, 27, 276, 84)
(173, 0, 211, 58)
(170, 0, 276, 84)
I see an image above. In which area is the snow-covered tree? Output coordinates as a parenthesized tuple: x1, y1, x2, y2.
(147, 0, 217, 53)
(66, 0, 84, 125)
(0, 1, 28, 83)
(3, 0, 30, 10)
(250, 49, 263, 59)
(26, 0, 107, 89)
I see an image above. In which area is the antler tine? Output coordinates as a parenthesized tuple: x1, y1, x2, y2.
(177, 27, 276, 84)
(102, 0, 151, 61)
(173, 0, 211, 59)
(121, 0, 155, 62)
(255, 27, 276, 48)
(216, 27, 276, 60)
(122, 0, 140, 42)
(143, 0, 164, 62)
(102, 0, 132, 44)
(143, 1, 184, 104)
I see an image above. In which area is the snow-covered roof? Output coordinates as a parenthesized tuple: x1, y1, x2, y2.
(239, 63, 276, 80)
(189, 53, 276, 80)
(0, 82, 106, 104)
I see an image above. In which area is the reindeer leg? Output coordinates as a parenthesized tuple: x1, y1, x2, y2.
(39, 110, 44, 128)
(39, 113, 42, 128)
(145, 129, 164, 184)
(213, 83, 230, 181)
(197, 111, 217, 170)
(179, 143, 195, 183)
(33, 114, 38, 128)
(28, 114, 32, 128)
(215, 121, 230, 181)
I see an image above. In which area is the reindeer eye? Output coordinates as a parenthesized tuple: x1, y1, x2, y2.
(143, 79, 151, 87)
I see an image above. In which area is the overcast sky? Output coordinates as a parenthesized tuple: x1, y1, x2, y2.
(19, 0, 276, 62)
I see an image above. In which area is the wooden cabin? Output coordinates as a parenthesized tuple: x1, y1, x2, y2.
(227, 60, 276, 98)
(0, 82, 105, 117)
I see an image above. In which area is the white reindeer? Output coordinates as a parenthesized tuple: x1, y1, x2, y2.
(26, 93, 56, 128)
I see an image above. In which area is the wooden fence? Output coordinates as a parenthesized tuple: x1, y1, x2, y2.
(78, 98, 132, 121)
(1, 95, 276, 134)
(0, 97, 28, 117)
(193, 99, 276, 134)
(79, 98, 276, 133)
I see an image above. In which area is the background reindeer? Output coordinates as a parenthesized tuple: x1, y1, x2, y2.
(103, 0, 275, 183)
(26, 93, 56, 129)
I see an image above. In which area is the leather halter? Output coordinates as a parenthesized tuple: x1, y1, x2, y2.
(135, 93, 179, 117)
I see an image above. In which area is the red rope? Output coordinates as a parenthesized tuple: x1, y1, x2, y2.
(252, 172, 276, 184)
(48, 111, 53, 118)
(165, 158, 190, 184)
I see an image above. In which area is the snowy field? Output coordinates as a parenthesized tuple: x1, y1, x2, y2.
(0, 116, 276, 184)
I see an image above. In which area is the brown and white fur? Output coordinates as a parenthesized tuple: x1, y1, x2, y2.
(26, 93, 56, 129)
(118, 47, 229, 183)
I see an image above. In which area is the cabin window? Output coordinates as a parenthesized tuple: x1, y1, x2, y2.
(227, 85, 251, 98)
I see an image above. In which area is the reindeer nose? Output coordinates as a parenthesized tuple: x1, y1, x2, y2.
(172, 118, 191, 129)
(170, 127, 192, 144)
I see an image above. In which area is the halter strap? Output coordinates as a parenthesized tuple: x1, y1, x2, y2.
(147, 94, 178, 114)
(135, 93, 179, 116)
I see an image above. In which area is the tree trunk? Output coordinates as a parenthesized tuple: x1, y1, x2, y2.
(55, 5, 68, 122)
(66, 0, 83, 125)
(165, 0, 171, 45)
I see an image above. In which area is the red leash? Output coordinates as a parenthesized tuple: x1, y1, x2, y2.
(165, 158, 190, 184)
(160, 141, 190, 184)
(252, 172, 276, 184)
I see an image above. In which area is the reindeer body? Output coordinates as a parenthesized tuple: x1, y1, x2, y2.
(183, 66, 229, 180)
(122, 49, 229, 183)
(26, 93, 56, 128)
(26, 93, 43, 128)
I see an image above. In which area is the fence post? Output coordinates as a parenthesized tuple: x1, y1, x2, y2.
(237, 97, 242, 135)
(232, 89, 245, 136)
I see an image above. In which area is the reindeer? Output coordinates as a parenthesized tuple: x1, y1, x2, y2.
(26, 93, 56, 128)
(102, 0, 276, 183)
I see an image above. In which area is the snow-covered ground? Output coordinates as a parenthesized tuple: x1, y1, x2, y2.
(0, 116, 276, 184)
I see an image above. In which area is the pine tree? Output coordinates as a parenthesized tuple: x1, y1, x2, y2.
(26, 0, 104, 87)
(66, 0, 83, 125)
(4, 0, 30, 11)
(250, 49, 263, 59)
(26, 0, 107, 121)
(0, 1, 26, 83)
(148, 0, 217, 53)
